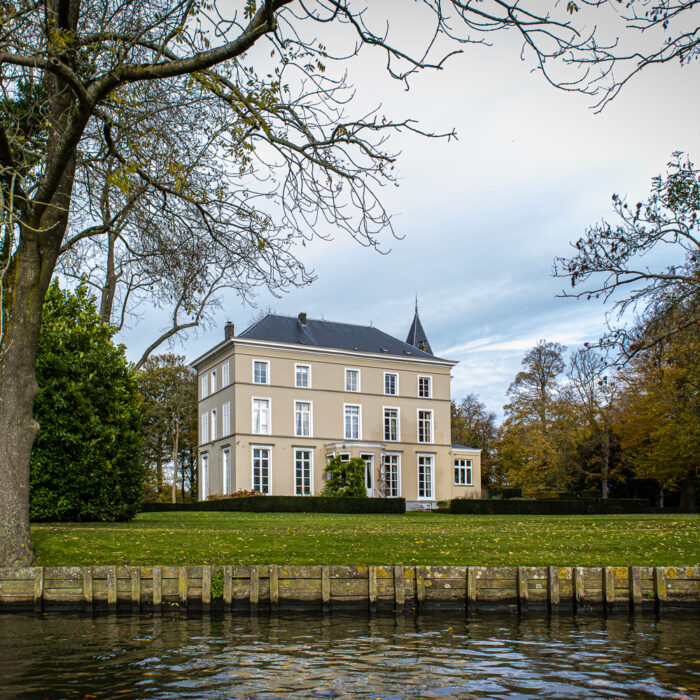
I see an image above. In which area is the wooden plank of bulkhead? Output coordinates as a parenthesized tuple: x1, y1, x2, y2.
(33, 567, 44, 612)
(131, 567, 141, 611)
(394, 566, 405, 606)
(153, 566, 162, 607)
(368, 566, 377, 604)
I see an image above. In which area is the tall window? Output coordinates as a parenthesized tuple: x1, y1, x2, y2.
(418, 376, 432, 398)
(383, 407, 399, 441)
(201, 374, 208, 399)
(295, 401, 312, 437)
(201, 453, 209, 499)
(417, 410, 433, 443)
(383, 454, 400, 497)
(418, 455, 434, 499)
(384, 373, 398, 395)
(201, 412, 209, 444)
(345, 368, 359, 392)
(295, 449, 312, 496)
(252, 398, 270, 434)
(252, 447, 270, 494)
(454, 458, 473, 486)
(295, 364, 311, 388)
(210, 370, 217, 394)
(222, 361, 230, 387)
(222, 402, 231, 436)
(222, 447, 231, 494)
(253, 360, 269, 384)
(344, 404, 360, 439)
(210, 408, 217, 441)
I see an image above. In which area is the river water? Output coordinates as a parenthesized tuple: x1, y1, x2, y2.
(0, 611, 698, 698)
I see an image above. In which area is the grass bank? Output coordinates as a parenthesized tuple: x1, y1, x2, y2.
(30, 512, 700, 567)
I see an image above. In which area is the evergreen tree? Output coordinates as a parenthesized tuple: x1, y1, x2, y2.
(30, 283, 144, 521)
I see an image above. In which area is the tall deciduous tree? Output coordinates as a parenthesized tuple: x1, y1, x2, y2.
(138, 355, 197, 503)
(30, 282, 143, 521)
(499, 341, 568, 490)
(451, 395, 499, 487)
(615, 317, 699, 512)
(563, 348, 619, 498)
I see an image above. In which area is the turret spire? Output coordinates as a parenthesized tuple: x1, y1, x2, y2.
(406, 300, 433, 355)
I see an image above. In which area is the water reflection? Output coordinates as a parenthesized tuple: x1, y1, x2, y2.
(0, 611, 698, 698)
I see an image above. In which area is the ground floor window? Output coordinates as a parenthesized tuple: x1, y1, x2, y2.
(417, 455, 434, 499)
(383, 454, 400, 497)
(222, 447, 231, 494)
(252, 447, 271, 494)
(454, 458, 472, 486)
(295, 449, 313, 496)
(201, 453, 209, 500)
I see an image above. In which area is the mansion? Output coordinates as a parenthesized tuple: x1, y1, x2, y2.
(192, 308, 481, 507)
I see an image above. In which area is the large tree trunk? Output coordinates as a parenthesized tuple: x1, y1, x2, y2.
(678, 467, 697, 514)
(0, 220, 66, 565)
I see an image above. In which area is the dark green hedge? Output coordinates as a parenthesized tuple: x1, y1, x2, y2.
(142, 495, 405, 514)
(450, 498, 651, 515)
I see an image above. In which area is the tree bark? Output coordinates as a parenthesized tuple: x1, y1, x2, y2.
(171, 416, 179, 504)
(678, 467, 697, 514)
(601, 429, 610, 499)
(0, 216, 67, 565)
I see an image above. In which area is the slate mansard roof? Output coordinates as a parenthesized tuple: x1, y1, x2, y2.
(239, 314, 444, 361)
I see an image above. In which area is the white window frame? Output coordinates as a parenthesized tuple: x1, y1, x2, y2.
(417, 454, 435, 500)
(384, 372, 398, 396)
(454, 458, 473, 486)
(294, 448, 314, 496)
(295, 363, 311, 389)
(294, 400, 313, 438)
(345, 367, 360, 393)
(201, 373, 209, 399)
(252, 397, 271, 435)
(343, 403, 361, 440)
(201, 412, 209, 444)
(221, 361, 230, 387)
(210, 369, 217, 394)
(418, 375, 432, 399)
(383, 452, 401, 498)
(383, 406, 400, 442)
(200, 452, 209, 500)
(417, 408, 433, 444)
(251, 445, 272, 495)
(338, 452, 350, 462)
(222, 446, 231, 494)
(222, 401, 231, 436)
(210, 408, 217, 441)
(252, 359, 270, 385)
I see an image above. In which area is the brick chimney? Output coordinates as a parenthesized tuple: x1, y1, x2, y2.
(224, 321, 235, 340)
(298, 312, 307, 326)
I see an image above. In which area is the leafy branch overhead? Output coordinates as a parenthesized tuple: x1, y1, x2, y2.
(554, 153, 700, 362)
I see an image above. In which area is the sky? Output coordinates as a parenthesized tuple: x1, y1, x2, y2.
(118, 3, 700, 419)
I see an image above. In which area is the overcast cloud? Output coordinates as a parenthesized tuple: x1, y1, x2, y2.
(118, 8, 700, 418)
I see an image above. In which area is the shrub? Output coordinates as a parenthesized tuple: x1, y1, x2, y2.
(321, 456, 366, 497)
(141, 495, 405, 514)
(449, 498, 651, 515)
(207, 490, 258, 500)
(30, 283, 144, 522)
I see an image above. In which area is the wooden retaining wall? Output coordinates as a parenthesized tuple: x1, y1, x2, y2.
(0, 565, 698, 613)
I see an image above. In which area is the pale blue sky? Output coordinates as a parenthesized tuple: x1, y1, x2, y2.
(119, 9, 700, 418)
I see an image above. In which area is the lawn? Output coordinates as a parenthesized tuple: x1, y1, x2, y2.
(30, 512, 700, 567)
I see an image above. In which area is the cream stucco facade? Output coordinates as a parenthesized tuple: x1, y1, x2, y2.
(192, 314, 481, 507)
